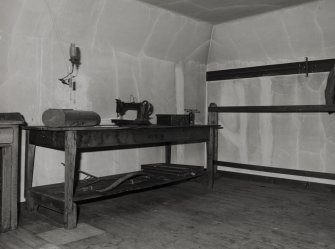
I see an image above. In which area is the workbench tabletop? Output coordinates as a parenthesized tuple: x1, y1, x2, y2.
(23, 124, 215, 131)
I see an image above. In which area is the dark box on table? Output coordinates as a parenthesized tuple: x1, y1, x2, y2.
(156, 114, 190, 126)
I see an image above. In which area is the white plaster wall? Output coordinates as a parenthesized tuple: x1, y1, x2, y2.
(0, 0, 212, 200)
(207, 0, 335, 182)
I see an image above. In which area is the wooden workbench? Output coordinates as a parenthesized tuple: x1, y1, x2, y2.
(0, 113, 25, 232)
(24, 125, 215, 229)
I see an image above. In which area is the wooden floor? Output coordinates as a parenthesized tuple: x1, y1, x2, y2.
(1, 176, 335, 249)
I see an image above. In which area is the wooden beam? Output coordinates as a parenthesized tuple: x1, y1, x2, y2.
(217, 161, 335, 180)
(207, 58, 335, 81)
(208, 105, 335, 113)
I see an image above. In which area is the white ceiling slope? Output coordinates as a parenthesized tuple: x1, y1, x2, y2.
(136, 0, 316, 24)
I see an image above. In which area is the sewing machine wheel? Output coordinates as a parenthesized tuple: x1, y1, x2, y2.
(142, 100, 154, 117)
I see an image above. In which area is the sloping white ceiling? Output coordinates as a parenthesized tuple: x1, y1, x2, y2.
(137, 0, 316, 24)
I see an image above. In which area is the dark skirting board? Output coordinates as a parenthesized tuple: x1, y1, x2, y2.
(216, 161, 335, 180)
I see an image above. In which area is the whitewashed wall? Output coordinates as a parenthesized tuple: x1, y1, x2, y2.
(0, 0, 212, 200)
(207, 0, 335, 183)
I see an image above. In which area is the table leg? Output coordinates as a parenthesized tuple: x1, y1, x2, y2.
(24, 130, 37, 211)
(10, 126, 19, 229)
(207, 127, 214, 190)
(64, 131, 78, 229)
(165, 145, 171, 164)
(1, 146, 12, 232)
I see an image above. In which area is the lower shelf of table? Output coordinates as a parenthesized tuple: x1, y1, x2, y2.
(30, 163, 206, 212)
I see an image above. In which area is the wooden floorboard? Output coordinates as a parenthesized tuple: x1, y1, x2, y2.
(1, 176, 334, 248)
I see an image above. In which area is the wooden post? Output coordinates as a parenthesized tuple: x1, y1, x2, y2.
(24, 130, 37, 212)
(10, 126, 19, 229)
(208, 103, 218, 175)
(207, 127, 214, 190)
(165, 145, 171, 165)
(64, 131, 78, 229)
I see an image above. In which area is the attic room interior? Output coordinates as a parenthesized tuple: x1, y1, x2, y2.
(1, 0, 335, 248)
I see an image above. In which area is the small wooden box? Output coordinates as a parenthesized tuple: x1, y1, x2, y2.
(156, 114, 190, 126)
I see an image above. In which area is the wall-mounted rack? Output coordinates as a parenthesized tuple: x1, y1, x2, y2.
(207, 58, 335, 184)
(208, 102, 335, 183)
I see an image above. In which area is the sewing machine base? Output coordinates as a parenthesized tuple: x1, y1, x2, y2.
(112, 119, 151, 126)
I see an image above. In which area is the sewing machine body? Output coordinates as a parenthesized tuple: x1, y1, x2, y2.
(112, 99, 154, 126)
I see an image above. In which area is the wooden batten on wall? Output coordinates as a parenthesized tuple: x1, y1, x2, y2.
(207, 58, 335, 81)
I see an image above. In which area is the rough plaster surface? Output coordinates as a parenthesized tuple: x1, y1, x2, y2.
(207, 0, 335, 176)
(137, 0, 315, 24)
(0, 0, 211, 200)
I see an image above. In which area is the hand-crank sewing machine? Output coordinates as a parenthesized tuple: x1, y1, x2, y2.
(112, 98, 154, 126)
(112, 98, 200, 127)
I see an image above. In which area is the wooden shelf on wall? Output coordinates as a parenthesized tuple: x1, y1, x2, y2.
(208, 105, 335, 113)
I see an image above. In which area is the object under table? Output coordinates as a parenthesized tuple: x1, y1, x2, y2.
(23, 125, 215, 229)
